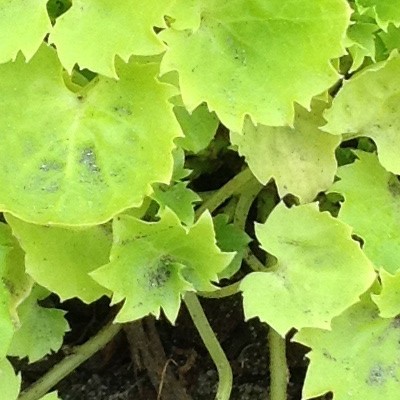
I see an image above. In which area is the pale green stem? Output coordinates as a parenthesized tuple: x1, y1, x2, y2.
(268, 328, 289, 400)
(233, 178, 263, 230)
(184, 292, 232, 400)
(18, 322, 122, 400)
(243, 249, 268, 272)
(198, 281, 240, 298)
(195, 167, 254, 219)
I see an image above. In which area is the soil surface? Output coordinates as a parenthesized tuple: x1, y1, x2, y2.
(15, 293, 332, 400)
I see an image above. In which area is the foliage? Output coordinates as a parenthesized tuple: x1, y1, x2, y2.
(1, 1, 400, 399)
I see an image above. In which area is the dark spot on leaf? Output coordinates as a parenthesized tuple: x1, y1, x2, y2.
(113, 106, 132, 116)
(366, 364, 386, 386)
(80, 147, 100, 173)
(147, 255, 174, 289)
(41, 182, 59, 193)
(322, 350, 337, 361)
(39, 160, 63, 172)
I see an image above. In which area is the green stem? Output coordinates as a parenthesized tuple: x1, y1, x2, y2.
(233, 178, 263, 230)
(198, 281, 241, 298)
(268, 328, 288, 400)
(184, 292, 232, 400)
(243, 249, 268, 272)
(18, 321, 122, 400)
(195, 168, 254, 219)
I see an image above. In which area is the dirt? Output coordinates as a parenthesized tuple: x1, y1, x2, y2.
(14, 293, 328, 400)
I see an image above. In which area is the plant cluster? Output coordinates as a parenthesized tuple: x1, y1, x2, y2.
(1, 1, 400, 399)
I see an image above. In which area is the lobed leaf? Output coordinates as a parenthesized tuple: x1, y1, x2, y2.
(323, 52, 400, 174)
(0, 358, 20, 400)
(152, 182, 201, 226)
(8, 286, 69, 363)
(372, 269, 400, 318)
(6, 214, 111, 303)
(356, 0, 400, 30)
(213, 214, 251, 279)
(0, 44, 181, 226)
(174, 103, 219, 153)
(50, 0, 171, 77)
(161, 0, 350, 131)
(331, 151, 400, 274)
(0, 223, 32, 359)
(0, 0, 51, 64)
(294, 296, 400, 399)
(231, 101, 340, 203)
(91, 209, 233, 323)
(345, 21, 378, 71)
(241, 202, 376, 336)
(379, 23, 400, 55)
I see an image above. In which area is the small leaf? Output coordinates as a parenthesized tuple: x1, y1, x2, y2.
(152, 182, 201, 226)
(6, 214, 112, 303)
(8, 286, 69, 363)
(346, 21, 378, 71)
(294, 296, 400, 400)
(91, 209, 233, 323)
(241, 202, 376, 336)
(213, 214, 251, 278)
(356, 0, 400, 30)
(174, 104, 219, 153)
(379, 24, 400, 54)
(231, 101, 340, 203)
(331, 151, 400, 274)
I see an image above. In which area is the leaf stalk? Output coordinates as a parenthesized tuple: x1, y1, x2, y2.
(18, 321, 122, 400)
(184, 292, 232, 400)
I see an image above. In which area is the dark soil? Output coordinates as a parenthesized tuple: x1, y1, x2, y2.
(14, 293, 330, 400)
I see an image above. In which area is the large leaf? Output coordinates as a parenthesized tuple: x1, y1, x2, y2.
(330, 151, 400, 274)
(241, 202, 376, 336)
(0, 0, 51, 64)
(161, 0, 350, 131)
(294, 295, 400, 400)
(91, 209, 233, 323)
(323, 53, 400, 174)
(0, 44, 181, 226)
(8, 286, 69, 363)
(50, 0, 171, 77)
(231, 101, 340, 203)
(6, 214, 111, 303)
